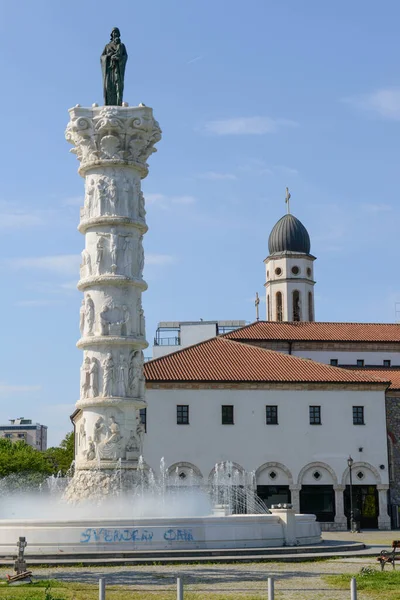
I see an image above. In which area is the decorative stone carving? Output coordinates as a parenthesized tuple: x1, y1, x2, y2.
(138, 190, 146, 220)
(121, 176, 131, 217)
(65, 105, 162, 175)
(93, 416, 106, 444)
(96, 235, 106, 275)
(79, 300, 85, 335)
(97, 416, 124, 460)
(121, 234, 134, 276)
(85, 437, 96, 461)
(137, 299, 145, 337)
(138, 235, 144, 276)
(100, 303, 130, 337)
(79, 418, 86, 449)
(117, 354, 129, 397)
(128, 350, 145, 397)
(125, 429, 140, 460)
(85, 294, 95, 336)
(80, 357, 91, 399)
(89, 358, 99, 398)
(81, 249, 92, 278)
(102, 353, 115, 397)
(85, 178, 96, 217)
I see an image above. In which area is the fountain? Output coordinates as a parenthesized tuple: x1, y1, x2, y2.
(0, 30, 321, 558)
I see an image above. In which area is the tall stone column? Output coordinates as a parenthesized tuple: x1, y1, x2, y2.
(64, 103, 161, 499)
(333, 485, 347, 530)
(377, 484, 391, 530)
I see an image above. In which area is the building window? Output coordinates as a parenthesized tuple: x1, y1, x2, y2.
(356, 359, 364, 367)
(308, 291, 313, 321)
(4, 433, 12, 438)
(177, 405, 189, 425)
(309, 406, 321, 425)
(292, 290, 300, 321)
(267, 295, 271, 321)
(330, 359, 338, 366)
(275, 267, 282, 276)
(353, 406, 365, 425)
(266, 405, 278, 425)
(383, 360, 391, 367)
(139, 407, 147, 433)
(18, 433, 25, 438)
(291, 266, 300, 275)
(276, 291, 283, 322)
(222, 405, 234, 425)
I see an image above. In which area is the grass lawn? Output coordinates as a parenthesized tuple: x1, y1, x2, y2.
(325, 568, 400, 599)
(0, 581, 265, 600)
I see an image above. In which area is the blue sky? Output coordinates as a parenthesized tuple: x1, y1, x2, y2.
(1, 0, 400, 445)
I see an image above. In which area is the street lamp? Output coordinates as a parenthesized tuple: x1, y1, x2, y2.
(347, 455, 355, 532)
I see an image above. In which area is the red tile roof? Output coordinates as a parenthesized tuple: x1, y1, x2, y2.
(144, 337, 390, 386)
(224, 321, 400, 343)
(352, 368, 400, 391)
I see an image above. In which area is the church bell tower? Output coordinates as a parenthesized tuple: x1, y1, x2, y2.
(264, 189, 316, 322)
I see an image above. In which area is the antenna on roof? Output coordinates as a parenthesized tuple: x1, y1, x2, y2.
(255, 292, 260, 321)
(285, 187, 291, 214)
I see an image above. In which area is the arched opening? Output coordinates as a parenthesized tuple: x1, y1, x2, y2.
(308, 291, 314, 321)
(292, 290, 300, 321)
(276, 292, 283, 321)
(267, 295, 270, 320)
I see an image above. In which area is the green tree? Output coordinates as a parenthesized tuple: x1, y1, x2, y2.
(44, 431, 75, 475)
(0, 438, 52, 478)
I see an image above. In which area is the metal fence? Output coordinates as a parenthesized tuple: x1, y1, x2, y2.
(98, 575, 359, 599)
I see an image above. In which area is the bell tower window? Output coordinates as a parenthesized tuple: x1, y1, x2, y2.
(292, 290, 300, 321)
(267, 295, 271, 321)
(276, 292, 283, 322)
(308, 291, 313, 321)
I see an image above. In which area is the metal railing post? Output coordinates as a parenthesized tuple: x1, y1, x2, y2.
(267, 577, 274, 600)
(177, 576, 183, 600)
(350, 577, 357, 600)
(99, 578, 105, 600)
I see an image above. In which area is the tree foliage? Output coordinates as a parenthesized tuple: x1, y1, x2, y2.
(44, 432, 75, 476)
(0, 431, 75, 478)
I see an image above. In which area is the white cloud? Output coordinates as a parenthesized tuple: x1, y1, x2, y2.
(145, 193, 196, 209)
(0, 212, 44, 229)
(239, 160, 298, 177)
(63, 196, 84, 206)
(204, 116, 298, 135)
(146, 254, 175, 266)
(0, 382, 41, 395)
(171, 195, 196, 205)
(361, 203, 392, 213)
(146, 193, 166, 206)
(187, 55, 203, 65)
(7, 254, 81, 277)
(344, 88, 400, 120)
(16, 299, 56, 307)
(198, 172, 237, 181)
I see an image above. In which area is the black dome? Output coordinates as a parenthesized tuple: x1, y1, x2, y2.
(268, 214, 311, 255)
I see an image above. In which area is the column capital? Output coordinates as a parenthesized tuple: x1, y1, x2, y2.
(289, 484, 302, 491)
(333, 484, 345, 491)
(66, 105, 162, 177)
(377, 484, 390, 491)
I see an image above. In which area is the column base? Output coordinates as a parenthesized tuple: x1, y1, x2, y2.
(64, 468, 143, 503)
(378, 516, 391, 530)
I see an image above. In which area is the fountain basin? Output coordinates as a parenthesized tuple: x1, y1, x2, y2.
(0, 512, 321, 555)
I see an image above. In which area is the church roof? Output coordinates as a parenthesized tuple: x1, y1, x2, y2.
(144, 337, 389, 386)
(225, 321, 400, 344)
(268, 213, 311, 255)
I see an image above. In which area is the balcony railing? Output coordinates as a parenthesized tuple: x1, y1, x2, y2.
(154, 336, 181, 347)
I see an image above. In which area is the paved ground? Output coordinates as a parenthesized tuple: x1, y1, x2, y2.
(0, 531, 394, 599)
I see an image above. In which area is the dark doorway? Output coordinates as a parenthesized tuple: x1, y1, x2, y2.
(257, 485, 291, 508)
(300, 485, 335, 522)
(344, 485, 378, 529)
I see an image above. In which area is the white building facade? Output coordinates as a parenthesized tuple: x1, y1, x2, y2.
(144, 336, 391, 530)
